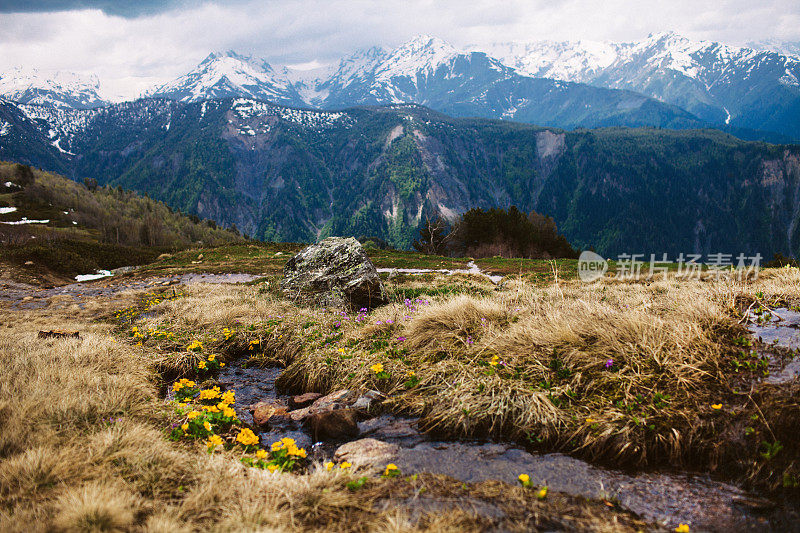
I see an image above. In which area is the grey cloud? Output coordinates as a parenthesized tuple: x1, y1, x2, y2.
(0, 0, 205, 17)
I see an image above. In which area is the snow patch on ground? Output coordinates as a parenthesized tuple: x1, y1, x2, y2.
(75, 270, 113, 282)
(0, 206, 18, 214)
(377, 261, 503, 284)
(0, 217, 49, 225)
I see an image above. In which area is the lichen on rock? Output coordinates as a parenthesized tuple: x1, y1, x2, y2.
(280, 237, 389, 310)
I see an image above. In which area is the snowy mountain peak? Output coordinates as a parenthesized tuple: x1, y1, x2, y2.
(388, 35, 461, 67)
(200, 49, 273, 72)
(147, 49, 305, 105)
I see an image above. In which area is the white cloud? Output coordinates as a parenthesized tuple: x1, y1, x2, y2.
(0, 0, 798, 99)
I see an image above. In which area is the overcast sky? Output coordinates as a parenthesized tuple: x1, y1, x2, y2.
(1, 0, 799, 98)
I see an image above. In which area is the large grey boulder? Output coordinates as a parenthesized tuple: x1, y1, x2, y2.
(281, 237, 389, 310)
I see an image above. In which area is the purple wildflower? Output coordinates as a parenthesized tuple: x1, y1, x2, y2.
(604, 359, 614, 369)
(397, 336, 406, 342)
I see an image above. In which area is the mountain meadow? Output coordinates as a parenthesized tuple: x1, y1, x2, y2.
(2, 33, 800, 533)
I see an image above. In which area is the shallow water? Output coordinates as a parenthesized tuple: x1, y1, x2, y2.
(747, 307, 800, 383)
(748, 307, 800, 350)
(215, 359, 785, 531)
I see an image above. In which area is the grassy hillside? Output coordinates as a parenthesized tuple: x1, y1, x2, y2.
(0, 162, 243, 282)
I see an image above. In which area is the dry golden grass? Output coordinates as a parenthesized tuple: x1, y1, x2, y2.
(0, 287, 650, 531)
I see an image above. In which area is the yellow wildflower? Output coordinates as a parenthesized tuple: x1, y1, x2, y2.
(325, 461, 334, 471)
(236, 428, 259, 447)
(256, 449, 268, 459)
(489, 355, 500, 367)
(271, 441, 284, 452)
(518, 474, 530, 484)
(207, 434, 223, 447)
(203, 421, 212, 432)
(585, 418, 596, 424)
(199, 387, 221, 400)
(267, 464, 278, 472)
(384, 463, 398, 476)
(223, 407, 237, 418)
(340, 462, 352, 469)
(536, 486, 548, 500)
(221, 390, 235, 404)
(198, 361, 207, 370)
(187, 340, 203, 351)
(675, 525, 690, 533)
(181, 423, 189, 432)
(208, 354, 216, 362)
(711, 404, 722, 410)
(288, 446, 307, 458)
(371, 362, 384, 374)
(186, 410, 201, 420)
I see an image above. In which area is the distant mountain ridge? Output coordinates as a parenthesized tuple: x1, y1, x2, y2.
(1, 96, 799, 258)
(141, 36, 702, 132)
(478, 32, 800, 139)
(1, 33, 798, 138)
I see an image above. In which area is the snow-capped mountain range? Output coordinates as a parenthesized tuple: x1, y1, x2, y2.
(1, 32, 799, 139)
(0, 67, 106, 109)
(478, 32, 800, 128)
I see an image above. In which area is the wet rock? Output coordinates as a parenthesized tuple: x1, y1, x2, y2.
(307, 408, 359, 441)
(359, 416, 421, 441)
(251, 400, 289, 428)
(289, 392, 322, 409)
(281, 237, 389, 310)
(308, 389, 352, 412)
(334, 438, 400, 466)
(352, 390, 386, 412)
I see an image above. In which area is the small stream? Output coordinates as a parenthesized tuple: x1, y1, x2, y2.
(215, 359, 784, 531)
(747, 307, 800, 384)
